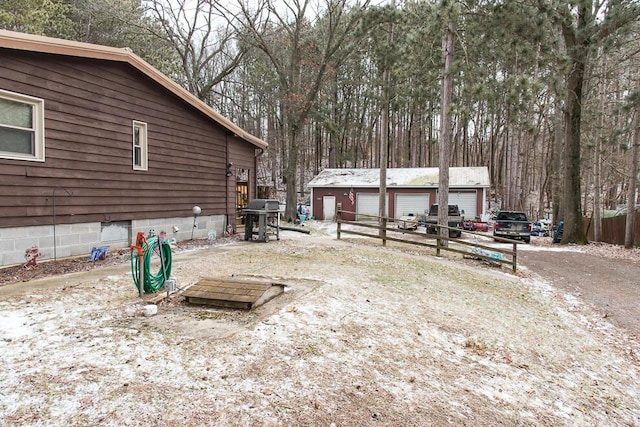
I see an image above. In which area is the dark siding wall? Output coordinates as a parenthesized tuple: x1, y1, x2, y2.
(387, 189, 436, 219)
(312, 188, 385, 221)
(0, 49, 257, 227)
(227, 135, 259, 226)
(311, 188, 349, 220)
(313, 187, 436, 221)
(227, 136, 258, 201)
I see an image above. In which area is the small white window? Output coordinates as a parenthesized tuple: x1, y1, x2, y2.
(132, 120, 148, 171)
(0, 89, 45, 162)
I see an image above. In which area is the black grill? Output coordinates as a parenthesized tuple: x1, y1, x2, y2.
(245, 199, 280, 211)
(242, 199, 281, 242)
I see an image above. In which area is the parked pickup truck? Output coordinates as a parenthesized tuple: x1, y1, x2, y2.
(493, 211, 532, 243)
(424, 204, 463, 238)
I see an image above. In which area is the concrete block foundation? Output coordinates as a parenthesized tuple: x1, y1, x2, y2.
(0, 214, 227, 268)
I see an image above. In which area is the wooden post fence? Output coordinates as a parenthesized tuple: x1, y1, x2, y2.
(335, 209, 519, 272)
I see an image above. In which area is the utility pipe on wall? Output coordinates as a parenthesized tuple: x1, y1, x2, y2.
(52, 187, 73, 261)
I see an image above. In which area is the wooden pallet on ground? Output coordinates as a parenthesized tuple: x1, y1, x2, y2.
(183, 277, 285, 310)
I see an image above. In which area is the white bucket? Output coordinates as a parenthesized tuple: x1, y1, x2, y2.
(143, 304, 158, 317)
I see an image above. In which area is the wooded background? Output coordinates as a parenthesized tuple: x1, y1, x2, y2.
(2, 0, 639, 244)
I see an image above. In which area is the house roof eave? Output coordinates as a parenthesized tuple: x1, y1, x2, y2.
(0, 30, 268, 150)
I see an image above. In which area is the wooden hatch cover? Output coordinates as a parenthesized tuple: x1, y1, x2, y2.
(183, 277, 286, 310)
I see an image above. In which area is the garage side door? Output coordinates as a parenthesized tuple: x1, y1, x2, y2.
(395, 194, 430, 218)
(448, 192, 477, 219)
(356, 193, 388, 220)
(323, 196, 336, 220)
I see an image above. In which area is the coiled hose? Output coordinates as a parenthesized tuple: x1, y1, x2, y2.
(130, 236, 172, 293)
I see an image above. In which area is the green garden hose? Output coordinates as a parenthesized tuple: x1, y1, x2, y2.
(130, 236, 172, 294)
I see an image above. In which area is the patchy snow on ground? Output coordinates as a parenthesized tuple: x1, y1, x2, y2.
(1, 225, 640, 426)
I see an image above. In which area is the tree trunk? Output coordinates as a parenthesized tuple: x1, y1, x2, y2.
(268, 113, 279, 193)
(625, 110, 639, 248)
(379, 2, 394, 243)
(379, 98, 388, 239)
(552, 97, 563, 225)
(438, 19, 455, 242)
(593, 139, 602, 242)
(561, 63, 588, 244)
(329, 76, 338, 168)
(315, 120, 322, 175)
(560, 2, 590, 244)
(284, 125, 299, 222)
(299, 133, 307, 201)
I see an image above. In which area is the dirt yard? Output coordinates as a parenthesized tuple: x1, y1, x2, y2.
(1, 224, 640, 426)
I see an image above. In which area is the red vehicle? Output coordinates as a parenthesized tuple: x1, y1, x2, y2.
(463, 220, 489, 232)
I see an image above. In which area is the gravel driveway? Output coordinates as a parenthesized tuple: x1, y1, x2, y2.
(518, 240, 640, 339)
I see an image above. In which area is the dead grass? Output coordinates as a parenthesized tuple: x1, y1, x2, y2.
(1, 227, 640, 426)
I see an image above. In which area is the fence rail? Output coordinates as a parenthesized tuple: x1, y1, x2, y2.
(336, 209, 520, 272)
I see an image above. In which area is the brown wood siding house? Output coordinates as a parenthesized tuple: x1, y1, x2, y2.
(0, 30, 267, 267)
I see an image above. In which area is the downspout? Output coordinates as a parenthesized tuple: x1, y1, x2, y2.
(255, 147, 265, 200)
(226, 134, 232, 233)
(482, 187, 487, 220)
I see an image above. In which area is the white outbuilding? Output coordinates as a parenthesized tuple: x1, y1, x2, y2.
(306, 167, 490, 221)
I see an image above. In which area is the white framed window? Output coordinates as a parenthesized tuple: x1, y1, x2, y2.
(0, 89, 45, 162)
(132, 120, 148, 171)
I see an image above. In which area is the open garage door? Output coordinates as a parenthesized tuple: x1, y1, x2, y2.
(356, 193, 388, 220)
(448, 192, 477, 219)
(395, 194, 430, 219)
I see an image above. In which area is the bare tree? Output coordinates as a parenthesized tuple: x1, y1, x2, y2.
(237, 0, 369, 222)
(146, 0, 247, 103)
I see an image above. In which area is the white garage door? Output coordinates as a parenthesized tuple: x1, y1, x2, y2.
(447, 192, 477, 219)
(356, 193, 388, 220)
(395, 194, 430, 218)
